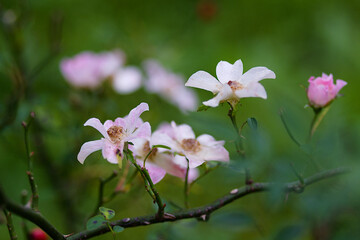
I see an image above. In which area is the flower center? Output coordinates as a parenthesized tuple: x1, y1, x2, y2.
(107, 126, 124, 143)
(143, 141, 158, 159)
(227, 81, 244, 91)
(181, 138, 201, 153)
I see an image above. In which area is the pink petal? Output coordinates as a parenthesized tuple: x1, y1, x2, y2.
(77, 139, 104, 164)
(102, 140, 120, 164)
(334, 79, 347, 94)
(197, 134, 224, 146)
(235, 82, 267, 99)
(185, 71, 222, 93)
(84, 118, 110, 139)
(240, 66, 276, 85)
(203, 84, 233, 107)
(137, 160, 166, 184)
(127, 122, 151, 141)
(112, 66, 142, 94)
(216, 59, 243, 84)
(125, 102, 149, 133)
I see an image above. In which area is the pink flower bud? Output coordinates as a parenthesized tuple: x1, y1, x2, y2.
(307, 73, 347, 109)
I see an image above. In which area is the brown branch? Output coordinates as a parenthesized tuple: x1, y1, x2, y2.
(66, 167, 348, 240)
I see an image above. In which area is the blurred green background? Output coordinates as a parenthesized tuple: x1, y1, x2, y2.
(1, 0, 360, 239)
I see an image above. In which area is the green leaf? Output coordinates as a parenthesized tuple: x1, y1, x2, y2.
(197, 104, 210, 112)
(99, 207, 116, 220)
(152, 144, 171, 150)
(113, 226, 124, 233)
(86, 215, 106, 230)
(247, 117, 258, 130)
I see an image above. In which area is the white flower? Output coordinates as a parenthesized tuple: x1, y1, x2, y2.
(151, 122, 229, 168)
(143, 60, 198, 112)
(185, 59, 276, 107)
(77, 102, 151, 164)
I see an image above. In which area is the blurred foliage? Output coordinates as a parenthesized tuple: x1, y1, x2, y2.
(1, 0, 360, 239)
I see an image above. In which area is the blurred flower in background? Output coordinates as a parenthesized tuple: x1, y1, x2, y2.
(143, 60, 198, 112)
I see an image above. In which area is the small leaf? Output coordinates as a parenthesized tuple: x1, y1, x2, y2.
(86, 215, 106, 230)
(152, 144, 171, 150)
(197, 104, 210, 112)
(113, 226, 124, 233)
(247, 117, 258, 130)
(99, 207, 116, 220)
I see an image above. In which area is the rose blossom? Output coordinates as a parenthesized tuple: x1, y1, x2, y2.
(77, 102, 151, 164)
(185, 59, 275, 107)
(143, 60, 198, 112)
(151, 122, 229, 168)
(307, 73, 347, 108)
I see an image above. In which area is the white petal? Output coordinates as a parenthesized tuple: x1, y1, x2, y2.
(77, 139, 104, 164)
(171, 121, 195, 141)
(199, 145, 229, 162)
(185, 71, 222, 93)
(235, 82, 267, 99)
(125, 102, 149, 133)
(112, 67, 142, 94)
(240, 67, 275, 85)
(203, 84, 233, 107)
(84, 118, 109, 139)
(216, 59, 243, 84)
(197, 134, 225, 147)
(151, 131, 178, 152)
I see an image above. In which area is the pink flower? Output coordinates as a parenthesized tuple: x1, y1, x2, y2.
(77, 103, 151, 164)
(60, 50, 124, 88)
(132, 137, 199, 184)
(307, 73, 347, 108)
(186, 59, 275, 107)
(143, 60, 198, 112)
(112, 66, 142, 94)
(152, 122, 229, 168)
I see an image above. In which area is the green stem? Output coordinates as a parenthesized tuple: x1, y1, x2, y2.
(309, 106, 331, 140)
(3, 209, 18, 240)
(22, 113, 39, 211)
(227, 104, 252, 185)
(184, 158, 190, 209)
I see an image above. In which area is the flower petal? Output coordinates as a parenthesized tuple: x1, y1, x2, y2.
(138, 160, 166, 184)
(185, 71, 222, 93)
(240, 66, 276, 85)
(202, 84, 233, 107)
(102, 140, 120, 164)
(151, 131, 178, 152)
(112, 66, 142, 94)
(77, 139, 104, 164)
(84, 118, 110, 139)
(125, 102, 149, 133)
(216, 59, 243, 84)
(171, 121, 196, 141)
(127, 122, 151, 142)
(235, 82, 267, 99)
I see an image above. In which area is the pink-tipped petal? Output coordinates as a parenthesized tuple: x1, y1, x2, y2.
(77, 139, 104, 164)
(84, 118, 110, 139)
(203, 84, 233, 107)
(186, 71, 222, 93)
(235, 82, 267, 99)
(216, 59, 243, 84)
(125, 102, 149, 133)
(240, 67, 276, 85)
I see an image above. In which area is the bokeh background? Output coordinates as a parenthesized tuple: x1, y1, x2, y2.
(1, 0, 360, 239)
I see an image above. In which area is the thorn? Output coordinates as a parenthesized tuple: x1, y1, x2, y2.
(163, 213, 176, 219)
(21, 121, 27, 128)
(230, 189, 238, 194)
(123, 218, 131, 223)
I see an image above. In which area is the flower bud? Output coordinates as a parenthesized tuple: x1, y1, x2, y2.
(29, 228, 48, 240)
(307, 73, 347, 109)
